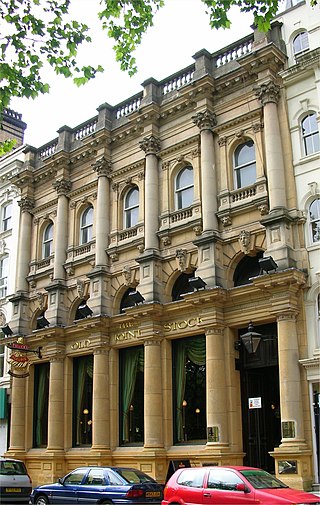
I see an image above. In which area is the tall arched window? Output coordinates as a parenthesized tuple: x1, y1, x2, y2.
(0, 256, 8, 298)
(2, 203, 12, 232)
(42, 222, 53, 258)
(309, 199, 320, 243)
(293, 31, 309, 56)
(175, 166, 194, 210)
(80, 206, 93, 244)
(301, 114, 320, 156)
(124, 187, 139, 228)
(234, 140, 256, 189)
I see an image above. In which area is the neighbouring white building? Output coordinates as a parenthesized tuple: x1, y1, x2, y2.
(0, 109, 26, 455)
(277, 0, 320, 489)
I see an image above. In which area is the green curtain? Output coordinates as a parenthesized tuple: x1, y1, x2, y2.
(0, 388, 7, 420)
(174, 336, 206, 441)
(35, 364, 48, 447)
(76, 358, 87, 445)
(121, 346, 144, 442)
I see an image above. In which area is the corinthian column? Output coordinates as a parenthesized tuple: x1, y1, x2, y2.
(16, 197, 34, 292)
(206, 326, 229, 449)
(139, 135, 161, 251)
(276, 312, 305, 444)
(92, 349, 110, 450)
(47, 357, 64, 450)
(9, 376, 26, 452)
(256, 81, 286, 212)
(53, 179, 70, 281)
(144, 338, 163, 448)
(92, 157, 111, 267)
(192, 110, 218, 233)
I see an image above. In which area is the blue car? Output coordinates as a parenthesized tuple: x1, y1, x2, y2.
(30, 466, 164, 505)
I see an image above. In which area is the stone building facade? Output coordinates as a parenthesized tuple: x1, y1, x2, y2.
(0, 113, 26, 455)
(277, 0, 320, 488)
(3, 8, 320, 491)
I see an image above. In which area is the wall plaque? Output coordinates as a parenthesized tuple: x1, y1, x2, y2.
(281, 421, 295, 438)
(207, 426, 219, 442)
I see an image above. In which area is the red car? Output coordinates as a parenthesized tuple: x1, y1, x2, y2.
(162, 466, 320, 504)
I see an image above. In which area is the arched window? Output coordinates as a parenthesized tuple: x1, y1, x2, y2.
(172, 273, 194, 301)
(124, 187, 139, 228)
(301, 114, 320, 156)
(2, 203, 12, 232)
(234, 140, 256, 189)
(309, 199, 320, 243)
(80, 206, 93, 244)
(42, 222, 53, 258)
(233, 252, 263, 287)
(0, 256, 8, 298)
(293, 31, 309, 56)
(175, 166, 194, 210)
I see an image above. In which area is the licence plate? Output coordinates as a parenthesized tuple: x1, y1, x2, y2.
(6, 488, 21, 492)
(146, 491, 160, 497)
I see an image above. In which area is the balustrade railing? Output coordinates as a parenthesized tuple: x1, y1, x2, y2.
(170, 208, 193, 223)
(119, 228, 138, 241)
(39, 139, 58, 159)
(231, 186, 256, 203)
(74, 118, 98, 140)
(115, 93, 143, 119)
(215, 35, 253, 67)
(161, 65, 194, 95)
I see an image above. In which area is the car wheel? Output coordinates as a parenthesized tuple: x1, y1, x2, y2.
(34, 495, 50, 505)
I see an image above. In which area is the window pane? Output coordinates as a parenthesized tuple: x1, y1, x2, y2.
(173, 336, 206, 443)
(119, 346, 144, 445)
(33, 363, 49, 448)
(177, 186, 194, 209)
(235, 141, 255, 166)
(176, 166, 193, 189)
(43, 223, 53, 258)
(234, 141, 256, 188)
(2, 203, 12, 231)
(124, 188, 139, 228)
(73, 355, 93, 446)
(80, 207, 93, 244)
(293, 31, 309, 55)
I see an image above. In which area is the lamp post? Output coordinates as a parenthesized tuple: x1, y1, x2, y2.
(195, 408, 200, 430)
(129, 404, 134, 442)
(182, 400, 187, 441)
(83, 408, 89, 444)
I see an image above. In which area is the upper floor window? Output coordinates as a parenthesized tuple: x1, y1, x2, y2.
(0, 256, 8, 298)
(175, 166, 194, 209)
(234, 140, 256, 189)
(293, 31, 309, 56)
(309, 199, 320, 243)
(42, 222, 53, 258)
(301, 114, 320, 156)
(80, 206, 93, 244)
(124, 187, 139, 228)
(2, 203, 12, 232)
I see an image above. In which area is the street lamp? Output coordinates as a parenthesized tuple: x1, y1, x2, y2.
(235, 322, 262, 354)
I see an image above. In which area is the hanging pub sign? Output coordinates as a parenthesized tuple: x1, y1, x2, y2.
(6, 337, 42, 378)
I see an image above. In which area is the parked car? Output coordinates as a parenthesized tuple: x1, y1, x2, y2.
(31, 466, 164, 505)
(0, 457, 32, 504)
(162, 465, 320, 505)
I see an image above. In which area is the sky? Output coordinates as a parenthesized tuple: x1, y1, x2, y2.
(11, 0, 257, 148)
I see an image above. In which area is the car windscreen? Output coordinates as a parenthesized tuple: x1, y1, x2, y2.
(0, 460, 27, 475)
(240, 470, 288, 489)
(114, 469, 156, 484)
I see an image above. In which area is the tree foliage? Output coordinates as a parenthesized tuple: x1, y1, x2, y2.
(0, 0, 318, 129)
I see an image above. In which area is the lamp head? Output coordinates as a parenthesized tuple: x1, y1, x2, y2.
(188, 276, 207, 291)
(258, 256, 278, 274)
(128, 290, 145, 305)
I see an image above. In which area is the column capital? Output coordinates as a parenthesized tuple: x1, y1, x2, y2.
(92, 156, 112, 177)
(139, 135, 161, 155)
(18, 197, 34, 213)
(205, 326, 224, 336)
(255, 80, 280, 105)
(93, 347, 110, 355)
(53, 178, 71, 196)
(192, 109, 217, 131)
(276, 311, 298, 322)
(144, 337, 162, 346)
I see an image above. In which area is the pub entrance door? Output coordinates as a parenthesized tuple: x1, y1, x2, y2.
(238, 323, 281, 473)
